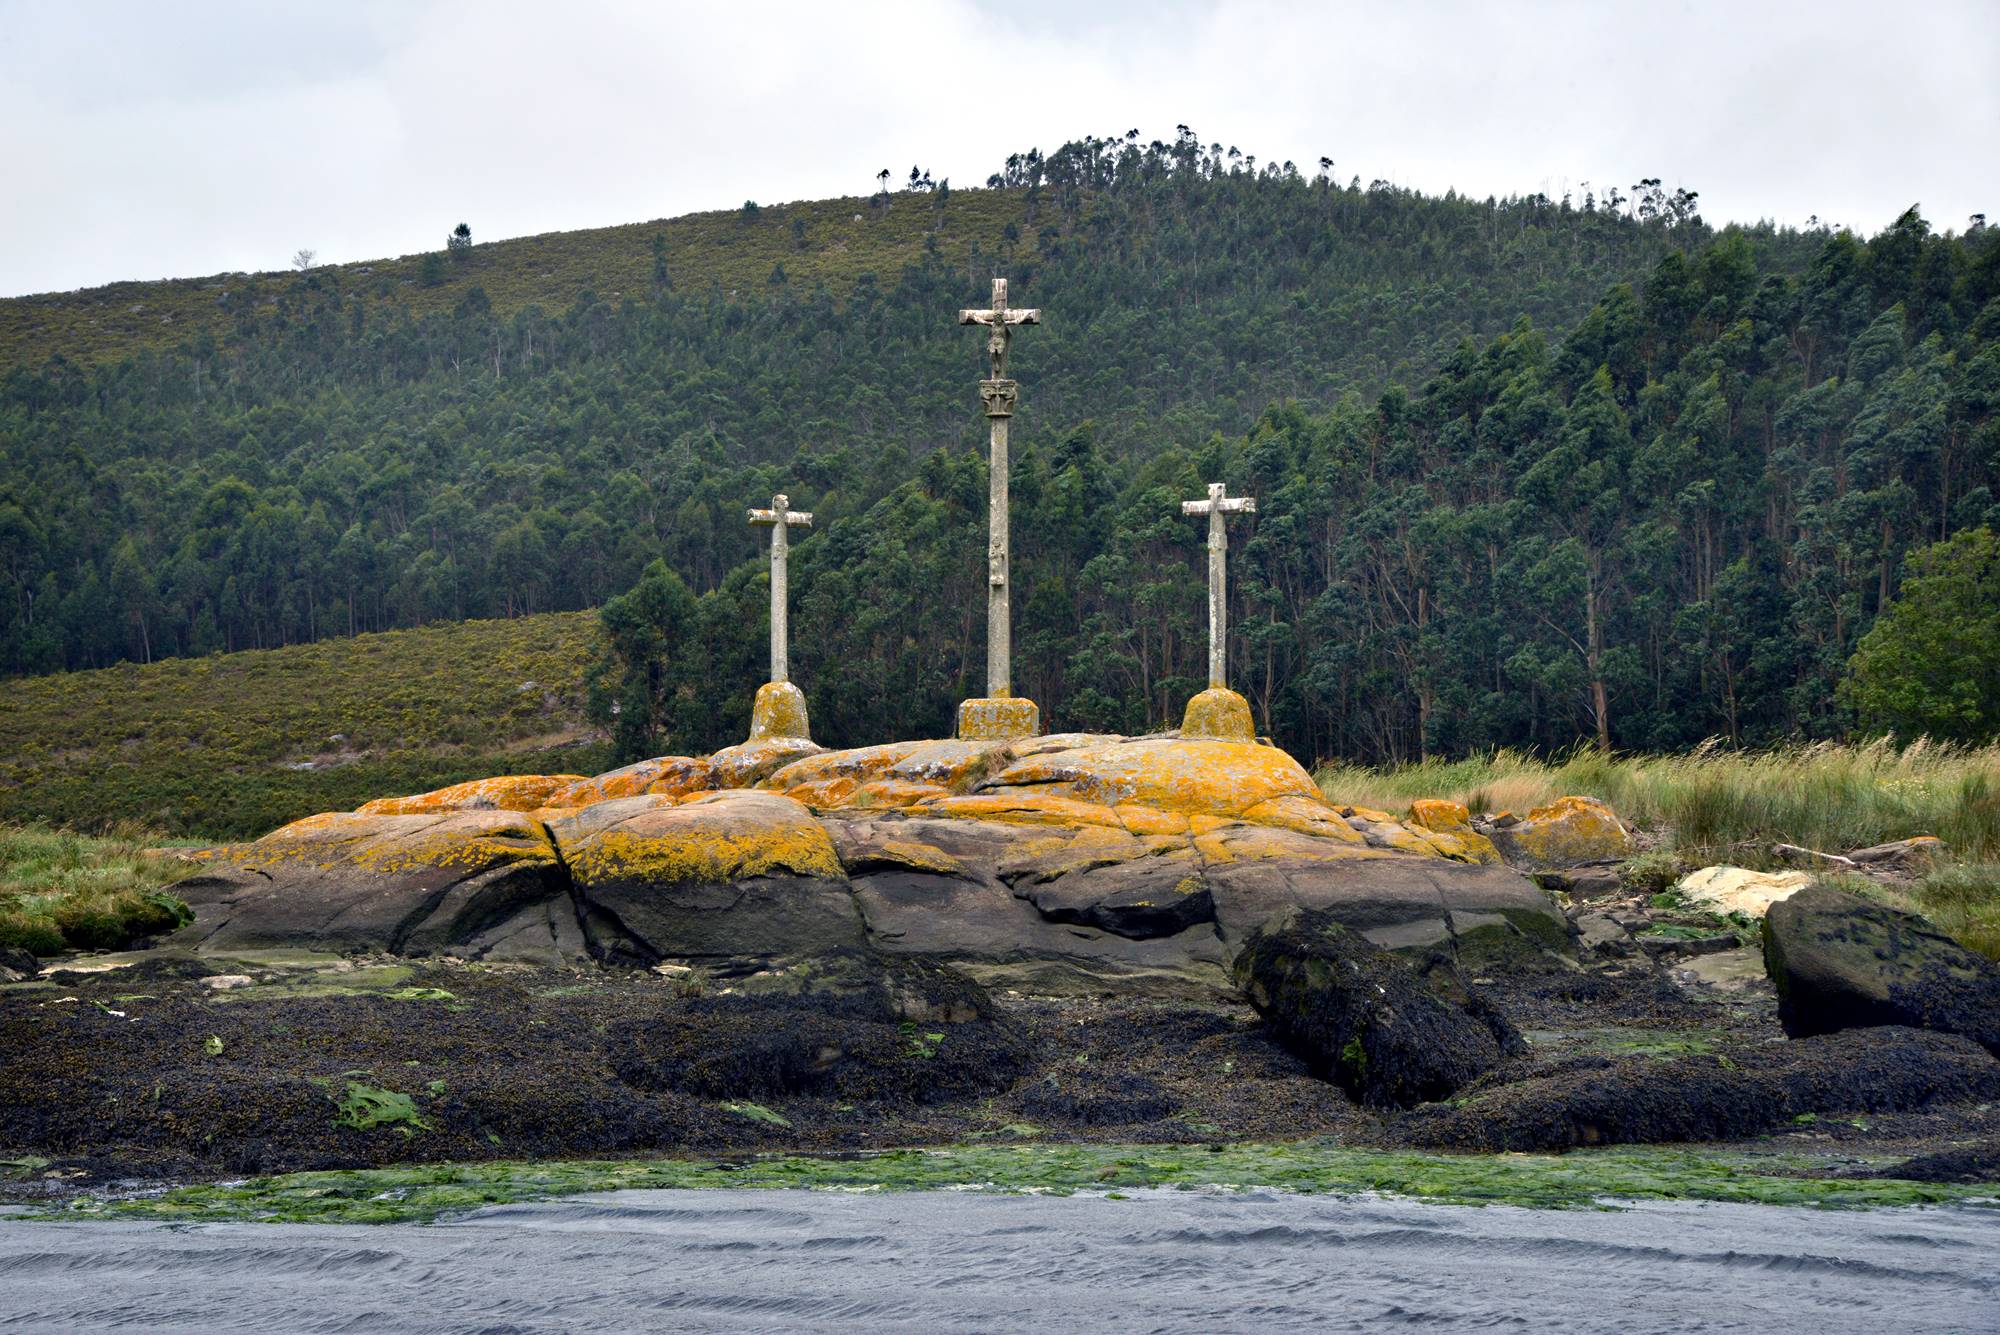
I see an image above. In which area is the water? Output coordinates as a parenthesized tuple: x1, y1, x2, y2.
(1, 1189, 1995, 1333)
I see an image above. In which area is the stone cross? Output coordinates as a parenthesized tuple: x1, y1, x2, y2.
(747, 493, 812, 683)
(958, 278, 1041, 697)
(1181, 482, 1256, 688)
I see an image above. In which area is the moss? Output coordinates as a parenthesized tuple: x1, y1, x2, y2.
(26, 1143, 1995, 1226)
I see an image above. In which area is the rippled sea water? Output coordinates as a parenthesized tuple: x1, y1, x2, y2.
(2, 1189, 1996, 1333)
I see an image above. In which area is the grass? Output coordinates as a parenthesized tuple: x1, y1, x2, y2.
(1318, 738, 2000, 957)
(0, 825, 194, 955)
(0, 612, 607, 840)
(17, 1144, 1991, 1225)
(0, 188, 1036, 370)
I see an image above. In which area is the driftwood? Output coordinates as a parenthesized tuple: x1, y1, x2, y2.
(1772, 843, 1858, 869)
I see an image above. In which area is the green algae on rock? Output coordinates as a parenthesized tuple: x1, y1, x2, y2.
(26, 1143, 1996, 1226)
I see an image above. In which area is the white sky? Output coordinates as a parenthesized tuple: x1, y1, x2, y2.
(2, 0, 1996, 298)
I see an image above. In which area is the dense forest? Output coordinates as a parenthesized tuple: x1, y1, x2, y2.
(5, 131, 1996, 762)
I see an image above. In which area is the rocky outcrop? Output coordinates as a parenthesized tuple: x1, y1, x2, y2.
(173, 810, 571, 960)
(1762, 883, 2000, 1057)
(1232, 909, 1522, 1107)
(174, 732, 1572, 995)
(1480, 796, 1632, 871)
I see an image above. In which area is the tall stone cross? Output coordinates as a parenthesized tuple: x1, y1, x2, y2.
(747, 493, 812, 684)
(959, 278, 1040, 700)
(1181, 482, 1256, 689)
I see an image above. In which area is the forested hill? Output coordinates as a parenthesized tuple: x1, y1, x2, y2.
(8, 132, 1778, 679)
(5, 132, 1996, 768)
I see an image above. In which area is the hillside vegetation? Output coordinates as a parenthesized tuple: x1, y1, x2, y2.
(0, 612, 603, 838)
(5, 130, 1996, 771)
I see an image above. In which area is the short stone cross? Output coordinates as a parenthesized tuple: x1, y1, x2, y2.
(747, 493, 812, 683)
(959, 278, 1040, 700)
(1181, 482, 1256, 689)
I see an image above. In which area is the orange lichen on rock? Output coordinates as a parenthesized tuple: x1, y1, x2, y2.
(1486, 795, 1632, 870)
(545, 757, 708, 808)
(765, 739, 1014, 795)
(989, 737, 1320, 818)
(356, 773, 585, 817)
(557, 791, 843, 886)
(1240, 794, 1366, 845)
(223, 809, 558, 876)
(922, 790, 1131, 830)
(1408, 798, 1472, 832)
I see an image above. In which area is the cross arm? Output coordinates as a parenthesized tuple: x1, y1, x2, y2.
(959, 307, 1041, 326)
(748, 509, 813, 526)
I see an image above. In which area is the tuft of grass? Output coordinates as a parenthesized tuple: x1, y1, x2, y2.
(0, 825, 195, 956)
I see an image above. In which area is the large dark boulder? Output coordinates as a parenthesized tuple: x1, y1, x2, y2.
(1231, 908, 1523, 1108)
(1763, 883, 2000, 1058)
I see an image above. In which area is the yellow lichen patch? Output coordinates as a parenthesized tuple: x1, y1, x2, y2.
(217, 810, 557, 878)
(564, 792, 843, 886)
(547, 757, 705, 808)
(1407, 798, 1472, 832)
(921, 791, 1130, 829)
(990, 737, 1319, 818)
(1191, 823, 1389, 866)
(356, 773, 584, 817)
(998, 825, 1169, 881)
(1240, 794, 1367, 845)
(845, 779, 951, 810)
(1114, 805, 1191, 837)
(868, 839, 966, 876)
(779, 777, 862, 810)
(1331, 804, 1396, 824)
(764, 739, 1013, 795)
(1179, 686, 1256, 741)
(1412, 827, 1501, 865)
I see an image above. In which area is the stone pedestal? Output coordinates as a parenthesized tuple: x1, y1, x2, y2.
(1180, 687, 1254, 741)
(955, 696, 1040, 742)
(749, 681, 812, 742)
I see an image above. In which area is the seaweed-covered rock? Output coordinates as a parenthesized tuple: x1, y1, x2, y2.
(1403, 1026, 2000, 1152)
(1762, 883, 2000, 1057)
(1018, 1071, 1180, 1125)
(1231, 909, 1522, 1108)
(607, 950, 1028, 1104)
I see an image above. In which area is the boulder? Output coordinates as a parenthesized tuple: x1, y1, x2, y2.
(1677, 865, 1814, 918)
(1231, 908, 1522, 1108)
(1481, 795, 1632, 871)
(554, 790, 861, 967)
(172, 810, 570, 957)
(1762, 883, 2000, 1057)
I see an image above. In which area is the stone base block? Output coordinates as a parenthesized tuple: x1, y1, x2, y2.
(749, 680, 812, 741)
(955, 696, 1041, 741)
(1180, 687, 1255, 741)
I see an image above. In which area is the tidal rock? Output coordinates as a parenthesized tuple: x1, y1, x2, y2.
(1481, 795, 1632, 871)
(1762, 883, 2000, 1057)
(1231, 908, 1522, 1108)
(556, 790, 860, 967)
(1404, 1025, 2000, 1152)
(173, 810, 569, 956)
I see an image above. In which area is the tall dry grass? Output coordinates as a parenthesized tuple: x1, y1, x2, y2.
(1317, 738, 2000, 864)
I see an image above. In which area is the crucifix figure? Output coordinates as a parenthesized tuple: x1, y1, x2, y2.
(953, 278, 1044, 740)
(747, 493, 812, 684)
(1178, 482, 1258, 742)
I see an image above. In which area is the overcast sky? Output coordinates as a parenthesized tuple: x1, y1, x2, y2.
(3, 0, 1995, 299)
